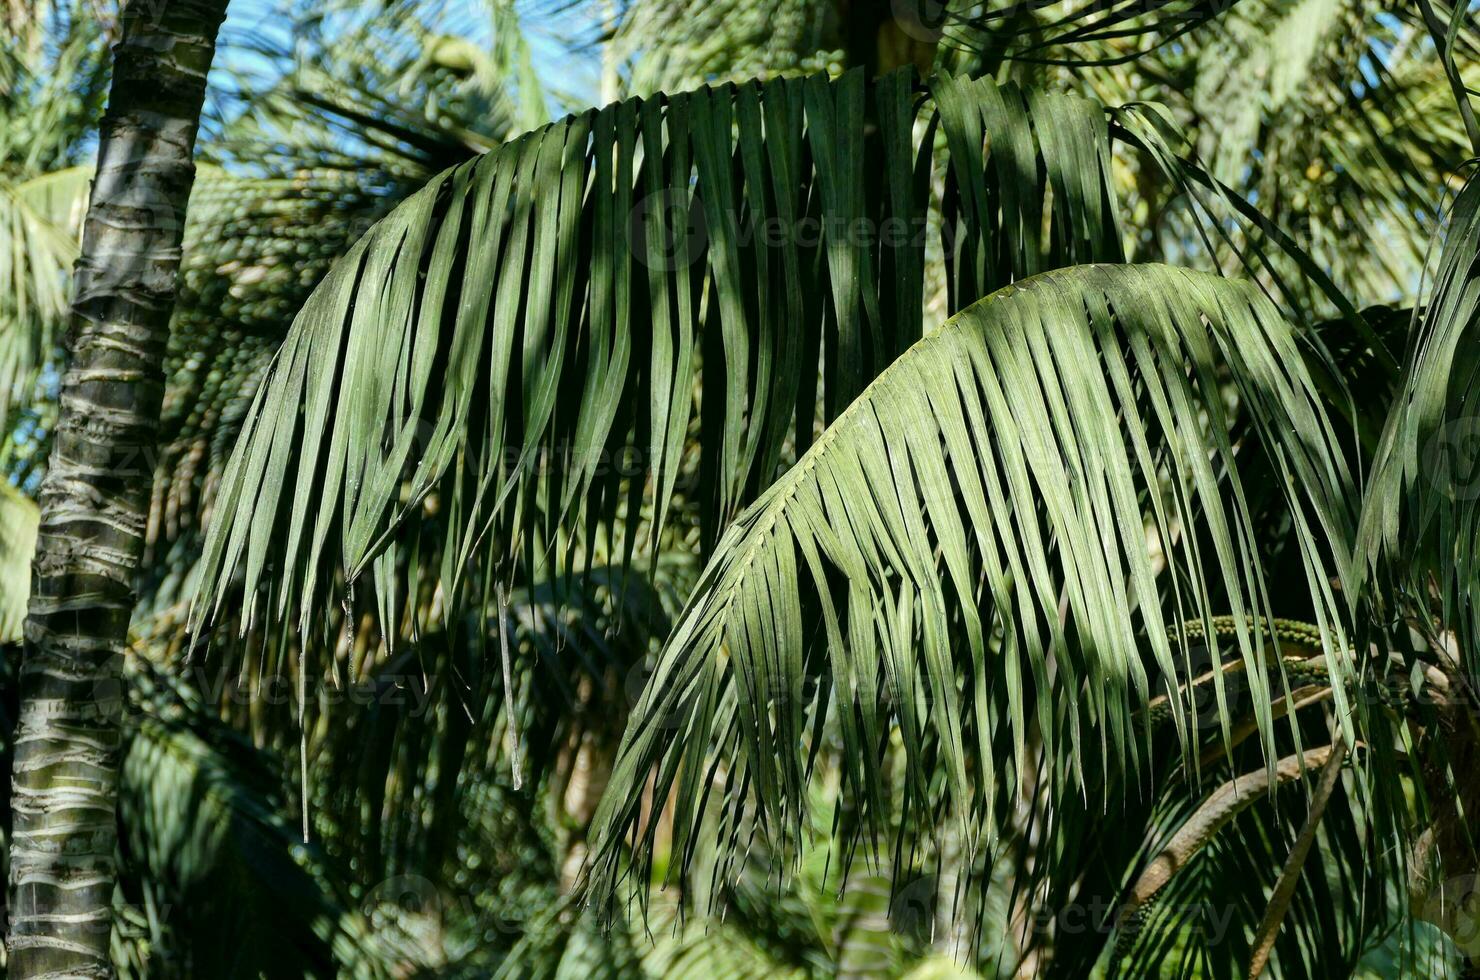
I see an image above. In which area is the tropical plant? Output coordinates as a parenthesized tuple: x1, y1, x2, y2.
(0, 4, 103, 458)
(6, 0, 1480, 976)
(2, 1, 624, 974)
(612, 0, 1479, 319)
(182, 0, 1480, 953)
(4, 0, 231, 974)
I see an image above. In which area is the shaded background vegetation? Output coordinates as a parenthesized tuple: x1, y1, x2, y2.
(1, 1, 1477, 976)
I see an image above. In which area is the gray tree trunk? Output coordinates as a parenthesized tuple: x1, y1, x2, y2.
(6, 1, 227, 975)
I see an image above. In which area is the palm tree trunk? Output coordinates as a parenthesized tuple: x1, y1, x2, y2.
(6, 1, 227, 975)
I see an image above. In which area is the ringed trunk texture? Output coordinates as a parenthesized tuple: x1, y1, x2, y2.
(6, 1, 227, 975)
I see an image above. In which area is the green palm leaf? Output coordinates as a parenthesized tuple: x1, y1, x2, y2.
(1101, 746, 1419, 979)
(1180, 0, 1477, 312)
(1360, 172, 1480, 664)
(189, 68, 1133, 649)
(586, 263, 1359, 911)
(610, 0, 1254, 95)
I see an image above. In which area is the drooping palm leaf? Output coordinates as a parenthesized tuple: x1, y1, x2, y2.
(1001, 1, 1477, 329)
(1099, 747, 1421, 980)
(189, 68, 1135, 652)
(1027, 609, 1460, 977)
(585, 262, 1361, 915)
(141, 168, 401, 571)
(1360, 172, 1480, 667)
(1174, 0, 1477, 312)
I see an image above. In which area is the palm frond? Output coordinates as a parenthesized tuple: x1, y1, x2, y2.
(0, 5, 108, 173)
(0, 481, 37, 642)
(1359, 172, 1480, 667)
(189, 68, 1135, 657)
(142, 167, 400, 569)
(585, 262, 1360, 915)
(1096, 742, 1440, 979)
(211, 0, 542, 179)
(996, 1, 1477, 323)
(1180, 0, 1476, 311)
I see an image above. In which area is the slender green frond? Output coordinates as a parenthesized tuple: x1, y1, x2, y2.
(1146, 0, 1475, 314)
(1359, 171, 1480, 668)
(142, 167, 399, 572)
(189, 69, 1132, 655)
(610, 0, 1252, 94)
(586, 263, 1359, 915)
(1095, 736, 1436, 980)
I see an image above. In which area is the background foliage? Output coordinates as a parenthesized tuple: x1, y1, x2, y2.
(2, 0, 1477, 976)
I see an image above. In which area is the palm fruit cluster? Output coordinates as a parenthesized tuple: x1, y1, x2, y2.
(1137, 617, 1337, 730)
(622, 0, 846, 93)
(1172, 615, 1332, 658)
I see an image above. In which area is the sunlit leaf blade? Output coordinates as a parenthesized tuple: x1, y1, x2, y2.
(189, 69, 1133, 653)
(0, 482, 37, 643)
(586, 263, 1358, 912)
(142, 167, 399, 573)
(1359, 172, 1480, 668)
(0, 166, 91, 435)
